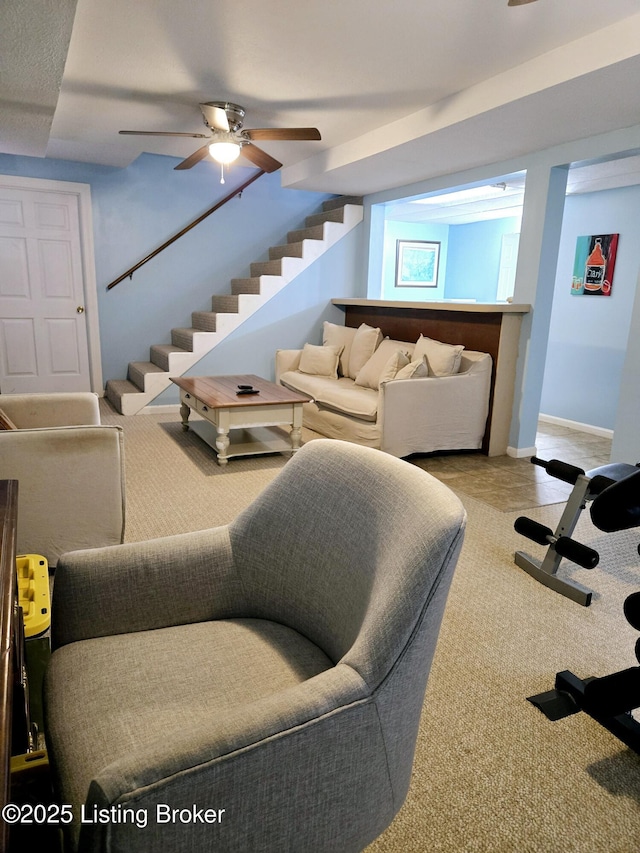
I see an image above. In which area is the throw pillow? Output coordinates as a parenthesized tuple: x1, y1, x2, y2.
(348, 323, 383, 379)
(0, 408, 17, 430)
(298, 343, 343, 378)
(414, 335, 464, 377)
(395, 356, 429, 380)
(322, 321, 356, 377)
(355, 339, 411, 390)
(378, 350, 410, 387)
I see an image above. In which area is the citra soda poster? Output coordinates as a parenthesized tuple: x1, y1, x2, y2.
(571, 234, 619, 296)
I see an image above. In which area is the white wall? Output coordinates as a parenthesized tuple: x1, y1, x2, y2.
(445, 217, 520, 302)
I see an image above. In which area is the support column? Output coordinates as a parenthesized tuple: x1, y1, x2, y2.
(508, 163, 569, 456)
(365, 203, 386, 298)
(611, 266, 640, 462)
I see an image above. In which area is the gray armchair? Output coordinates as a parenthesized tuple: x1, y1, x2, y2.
(44, 439, 466, 853)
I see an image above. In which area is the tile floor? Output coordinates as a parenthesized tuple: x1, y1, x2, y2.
(412, 420, 613, 512)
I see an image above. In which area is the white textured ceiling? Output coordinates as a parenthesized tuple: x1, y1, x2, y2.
(3, 0, 640, 195)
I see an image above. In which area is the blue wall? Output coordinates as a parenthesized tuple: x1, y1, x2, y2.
(540, 185, 640, 430)
(381, 220, 449, 300)
(445, 217, 520, 302)
(0, 153, 364, 399)
(378, 215, 520, 303)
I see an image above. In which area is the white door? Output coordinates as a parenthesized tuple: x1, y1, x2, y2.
(0, 185, 92, 393)
(496, 232, 520, 302)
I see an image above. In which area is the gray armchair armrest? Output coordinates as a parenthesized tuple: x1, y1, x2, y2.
(51, 526, 242, 648)
(87, 663, 367, 806)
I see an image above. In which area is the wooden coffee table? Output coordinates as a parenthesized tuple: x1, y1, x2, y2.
(170, 375, 311, 466)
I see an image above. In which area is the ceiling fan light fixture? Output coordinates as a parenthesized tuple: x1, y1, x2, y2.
(208, 141, 241, 164)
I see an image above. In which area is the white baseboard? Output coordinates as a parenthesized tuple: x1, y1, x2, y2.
(139, 404, 183, 415)
(507, 445, 537, 459)
(538, 413, 613, 439)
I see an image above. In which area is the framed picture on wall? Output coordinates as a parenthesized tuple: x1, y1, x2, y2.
(395, 240, 440, 288)
(571, 233, 619, 296)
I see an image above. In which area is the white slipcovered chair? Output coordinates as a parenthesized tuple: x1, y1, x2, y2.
(0, 393, 125, 566)
(44, 439, 465, 853)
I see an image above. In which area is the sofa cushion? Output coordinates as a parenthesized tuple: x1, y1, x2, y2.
(280, 372, 379, 422)
(395, 356, 429, 380)
(355, 339, 412, 390)
(348, 324, 383, 379)
(414, 335, 464, 377)
(323, 322, 356, 377)
(298, 343, 343, 378)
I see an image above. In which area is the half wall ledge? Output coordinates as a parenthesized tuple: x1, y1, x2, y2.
(331, 299, 531, 456)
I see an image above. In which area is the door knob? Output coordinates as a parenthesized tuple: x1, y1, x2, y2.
(77, 306, 85, 314)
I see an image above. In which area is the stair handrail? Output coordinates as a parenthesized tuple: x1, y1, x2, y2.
(106, 169, 267, 291)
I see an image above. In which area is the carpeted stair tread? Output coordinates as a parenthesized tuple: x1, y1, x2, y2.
(269, 242, 305, 260)
(231, 278, 262, 295)
(287, 224, 325, 243)
(104, 378, 142, 412)
(211, 294, 239, 313)
(191, 311, 217, 331)
(250, 259, 284, 277)
(304, 207, 350, 228)
(171, 328, 200, 350)
(322, 196, 363, 212)
(128, 361, 165, 391)
(105, 378, 141, 396)
(150, 345, 188, 370)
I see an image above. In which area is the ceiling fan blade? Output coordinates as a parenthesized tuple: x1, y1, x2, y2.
(241, 144, 282, 173)
(174, 145, 211, 171)
(119, 130, 209, 138)
(243, 128, 321, 141)
(200, 103, 230, 132)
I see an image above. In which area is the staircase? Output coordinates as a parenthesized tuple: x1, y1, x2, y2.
(105, 196, 363, 415)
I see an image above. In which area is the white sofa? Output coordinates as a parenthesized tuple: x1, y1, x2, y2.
(276, 322, 492, 458)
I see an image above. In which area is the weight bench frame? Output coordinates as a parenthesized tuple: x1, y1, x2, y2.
(528, 669, 640, 754)
(515, 460, 639, 607)
(515, 473, 596, 606)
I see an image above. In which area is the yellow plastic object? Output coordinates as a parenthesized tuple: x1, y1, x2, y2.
(16, 554, 51, 638)
(10, 749, 49, 777)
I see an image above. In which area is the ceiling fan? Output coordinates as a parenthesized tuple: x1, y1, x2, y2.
(119, 101, 321, 180)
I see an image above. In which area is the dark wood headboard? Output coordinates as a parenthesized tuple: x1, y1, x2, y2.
(340, 304, 503, 365)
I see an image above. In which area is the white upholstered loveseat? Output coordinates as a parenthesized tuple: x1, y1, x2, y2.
(276, 322, 492, 458)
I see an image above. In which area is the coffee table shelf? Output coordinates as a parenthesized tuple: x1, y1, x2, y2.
(188, 421, 295, 459)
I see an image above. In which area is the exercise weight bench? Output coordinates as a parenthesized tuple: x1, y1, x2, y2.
(527, 469, 640, 754)
(514, 457, 640, 606)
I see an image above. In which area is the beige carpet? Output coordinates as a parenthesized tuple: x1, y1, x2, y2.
(102, 404, 640, 852)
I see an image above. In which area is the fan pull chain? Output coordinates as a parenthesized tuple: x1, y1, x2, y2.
(220, 163, 225, 184)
